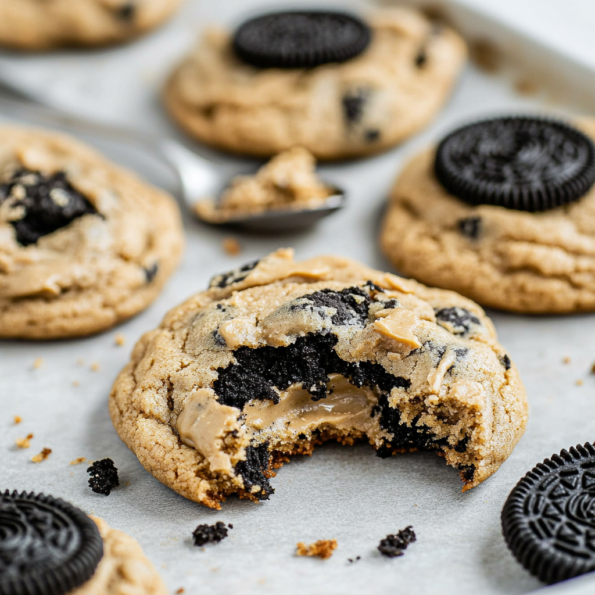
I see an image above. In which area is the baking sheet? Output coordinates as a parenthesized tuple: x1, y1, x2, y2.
(1, 1, 594, 594)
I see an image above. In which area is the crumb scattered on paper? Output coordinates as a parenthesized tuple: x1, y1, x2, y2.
(115, 334, 126, 347)
(347, 556, 361, 564)
(563, 356, 571, 364)
(296, 539, 338, 559)
(33, 358, 44, 369)
(16, 434, 33, 449)
(223, 238, 242, 256)
(70, 457, 87, 465)
(72, 381, 80, 387)
(577, 379, 584, 386)
(13, 416, 22, 425)
(32, 448, 52, 463)
(77, 358, 85, 366)
(91, 362, 100, 372)
(175, 590, 185, 595)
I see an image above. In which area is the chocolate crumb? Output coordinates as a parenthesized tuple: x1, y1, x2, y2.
(87, 458, 119, 496)
(296, 539, 338, 559)
(378, 526, 416, 558)
(32, 447, 52, 463)
(192, 521, 230, 547)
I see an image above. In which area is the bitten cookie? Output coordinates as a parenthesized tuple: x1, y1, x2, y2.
(0, 0, 184, 50)
(110, 249, 527, 509)
(164, 8, 466, 160)
(381, 116, 595, 314)
(0, 126, 183, 339)
(0, 491, 167, 595)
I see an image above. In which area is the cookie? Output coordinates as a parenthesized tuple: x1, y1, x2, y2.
(164, 8, 466, 160)
(109, 248, 527, 509)
(0, 0, 185, 50)
(0, 126, 183, 339)
(381, 116, 595, 313)
(0, 490, 167, 594)
(501, 443, 595, 584)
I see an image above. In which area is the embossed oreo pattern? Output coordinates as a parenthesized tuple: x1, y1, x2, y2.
(502, 443, 595, 584)
(435, 117, 595, 211)
(0, 490, 103, 595)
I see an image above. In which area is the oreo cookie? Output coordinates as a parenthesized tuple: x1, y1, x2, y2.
(435, 116, 595, 212)
(502, 443, 595, 584)
(0, 490, 103, 595)
(232, 11, 371, 69)
(0, 169, 97, 246)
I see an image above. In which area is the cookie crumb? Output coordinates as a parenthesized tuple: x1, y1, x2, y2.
(378, 526, 416, 558)
(90, 362, 100, 372)
(296, 539, 338, 560)
(347, 556, 361, 564)
(515, 78, 539, 96)
(70, 457, 87, 465)
(563, 356, 571, 364)
(13, 416, 22, 425)
(32, 447, 52, 463)
(87, 458, 119, 495)
(175, 590, 185, 594)
(33, 357, 44, 369)
(576, 379, 584, 386)
(591, 363, 595, 374)
(16, 434, 33, 449)
(72, 381, 80, 387)
(77, 358, 85, 366)
(469, 39, 502, 73)
(223, 238, 242, 256)
(192, 521, 230, 547)
(115, 334, 126, 347)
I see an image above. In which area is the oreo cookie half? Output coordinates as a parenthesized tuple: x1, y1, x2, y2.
(501, 443, 595, 584)
(232, 11, 371, 69)
(0, 490, 104, 595)
(435, 116, 595, 212)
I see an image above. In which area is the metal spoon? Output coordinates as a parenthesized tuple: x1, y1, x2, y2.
(0, 76, 346, 231)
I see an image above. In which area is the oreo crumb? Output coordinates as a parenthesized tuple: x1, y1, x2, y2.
(342, 88, 369, 124)
(144, 263, 159, 283)
(458, 216, 482, 240)
(296, 539, 338, 559)
(348, 556, 361, 564)
(459, 464, 475, 482)
(365, 129, 380, 143)
(210, 260, 259, 289)
(378, 526, 416, 558)
(500, 354, 511, 370)
(415, 49, 427, 67)
(192, 521, 230, 547)
(435, 307, 480, 336)
(234, 443, 274, 500)
(87, 458, 119, 496)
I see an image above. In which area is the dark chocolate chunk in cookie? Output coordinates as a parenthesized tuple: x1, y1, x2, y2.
(234, 443, 274, 500)
(209, 260, 259, 289)
(0, 490, 103, 595)
(342, 88, 370, 124)
(502, 443, 595, 584)
(144, 263, 159, 283)
(117, 2, 136, 21)
(233, 11, 371, 69)
(378, 526, 416, 558)
(458, 216, 482, 240)
(87, 458, 120, 496)
(0, 170, 97, 246)
(435, 307, 481, 336)
(365, 129, 381, 143)
(435, 116, 595, 211)
(192, 521, 230, 546)
(500, 354, 512, 370)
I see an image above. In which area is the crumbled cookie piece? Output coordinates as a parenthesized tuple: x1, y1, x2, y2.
(91, 363, 100, 372)
(222, 238, 242, 256)
(115, 334, 126, 347)
(296, 539, 338, 559)
(563, 356, 571, 364)
(70, 457, 87, 465)
(192, 521, 230, 547)
(87, 458, 119, 495)
(576, 379, 584, 386)
(33, 358, 44, 369)
(16, 434, 33, 449)
(378, 526, 416, 558)
(13, 415, 22, 425)
(32, 447, 52, 463)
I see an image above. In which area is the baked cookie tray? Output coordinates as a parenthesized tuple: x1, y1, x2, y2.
(1, 0, 594, 594)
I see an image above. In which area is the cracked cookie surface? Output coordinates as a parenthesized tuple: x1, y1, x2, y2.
(381, 119, 595, 313)
(109, 249, 527, 509)
(164, 8, 466, 160)
(0, 0, 184, 50)
(0, 126, 183, 339)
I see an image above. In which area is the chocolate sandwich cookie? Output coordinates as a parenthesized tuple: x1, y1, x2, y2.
(0, 0, 185, 50)
(110, 248, 527, 509)
(502, 443, 595, 584)
(164, 7, 467, 160)
(0, 490, 167, 594)
(381, 115, 595, 313)
(0, 126, 183, 339)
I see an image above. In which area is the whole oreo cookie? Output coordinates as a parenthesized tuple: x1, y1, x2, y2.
(435, 116, 595, 211)
(232, 11, 371, 69)
(0, 490, 103, 595)
(502, 443, 595, 584)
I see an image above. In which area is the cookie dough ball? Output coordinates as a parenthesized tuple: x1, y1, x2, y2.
(381, 116, 595, 314)
(0, 0, 185, 50)
(110, 248, 527, 509)
(164, 8, 467, 160)
(0, 126, 183, 339)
